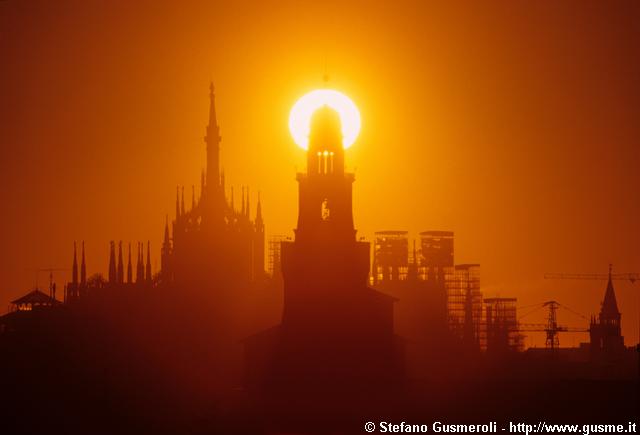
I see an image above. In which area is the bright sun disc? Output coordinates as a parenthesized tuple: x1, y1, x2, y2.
(289, 89, 361, 150)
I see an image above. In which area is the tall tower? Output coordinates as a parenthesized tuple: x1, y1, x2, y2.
(246, 105, 402, 391)
(590, 266, 624, 360)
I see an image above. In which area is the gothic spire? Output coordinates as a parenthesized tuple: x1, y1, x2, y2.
(72, 241, 78, 286)
(108, 241, 116, 284)
(205, 82, 221, 192)
(255, 191, 264, 233)
(256, 191, 263, 225)
(181, 186, 185, 216)
(136, 242, 144, 283)
(127, 242, 133, 284)
(241, 186, 246, 216)
(163, 215, 170, 246)
(117, 241, 124, 284)
(246, 187, 250, 218)
(176, 186, 181, 219)
(145, 241, 152, 283)
(80, 241, 86, 286)
(601, 264, 620, 318)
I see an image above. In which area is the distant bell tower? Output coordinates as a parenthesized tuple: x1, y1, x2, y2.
(590, 266, 625, 360)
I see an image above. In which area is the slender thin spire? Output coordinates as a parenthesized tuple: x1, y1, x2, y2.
(80, 241, 86, 286)
(601, 263, 620, 318)
(72, 241, 78, 286)
(181, 186, 185, 216)
(163, 215, 170, 245)
(127, 242, 133, 284)
(246, 187, 250, 218)
(145, 241, 152, 282)
(205, 82, 221, 192)
(176, 186, 181, 219)
(117, 241, 124, 284)
(136, 242, 144, 283)
(230, 186, 234, 211)
(241, 186, 245, 216)
(108, 241, 116, 284)
(256, 191, 263, 223)
(255, 191, 264, 232)
(192, 185, 196, 211)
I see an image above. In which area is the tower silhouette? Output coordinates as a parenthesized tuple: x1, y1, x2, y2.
(590, 266, 625, 360)
(245, 105, 403, 392)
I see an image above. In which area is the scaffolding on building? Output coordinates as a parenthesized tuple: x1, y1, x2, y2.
(484, 297, 523, 354)
(446, 264, 483, 349)
(373, 231, 409, 283)
(268, 235, 289, 278)
(418, 231, 454, 281)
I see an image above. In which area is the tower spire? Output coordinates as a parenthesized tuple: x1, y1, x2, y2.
(601, 263, 620, 318)
(80, 241, 86, 286)
(241, 186, 246, 216)
(164, 215, 170, 245)
(146, 241, 152, 283)
(181, 186, 185, 216)
(246, 187, 250, 218)
(117, 241, 124, 284)
(72, 241, 78, 286)
(108, 241, 116, 284)
(127, 242, 132, 284)
(205, 82, 221, 192)
(255, 191, 263, 226)
(176, 186, 181, 219)
(136, 242, 144, 283)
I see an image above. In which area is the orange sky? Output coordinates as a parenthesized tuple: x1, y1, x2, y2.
(1, 0, 638, 346)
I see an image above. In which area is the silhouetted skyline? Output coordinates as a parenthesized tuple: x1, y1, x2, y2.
(1, 0, 638, 347)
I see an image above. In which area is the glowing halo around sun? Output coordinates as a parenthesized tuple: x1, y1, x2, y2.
(289, 89, 361, 150)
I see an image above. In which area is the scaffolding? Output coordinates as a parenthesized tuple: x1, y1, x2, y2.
(267, 235, 289, 278)
(484, 297, 522, 354)
(446, 264, 482, 348)
(373, 231, 409, 283)
(418, 231, 454, 281)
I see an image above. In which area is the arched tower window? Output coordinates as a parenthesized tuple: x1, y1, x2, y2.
(321, 198, 331, 221)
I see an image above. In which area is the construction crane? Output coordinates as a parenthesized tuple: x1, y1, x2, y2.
(544, 265, 639, 284)
(518, 300, 589, 350)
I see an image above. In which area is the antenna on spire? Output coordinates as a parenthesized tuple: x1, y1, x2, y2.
(323, 52, 329, 85)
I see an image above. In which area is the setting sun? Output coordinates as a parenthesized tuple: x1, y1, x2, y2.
(289, 89, 361, 150)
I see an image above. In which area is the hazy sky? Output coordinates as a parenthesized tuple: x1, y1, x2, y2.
(1, 0, 638, 345)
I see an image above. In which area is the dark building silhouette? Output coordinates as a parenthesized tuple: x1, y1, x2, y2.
(590, 266, 625, 361)
(245, 106, 403, 391)
(160, 84, 265, 291)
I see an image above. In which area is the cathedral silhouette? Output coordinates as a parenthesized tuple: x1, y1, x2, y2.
(64, 83, 266, 305)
